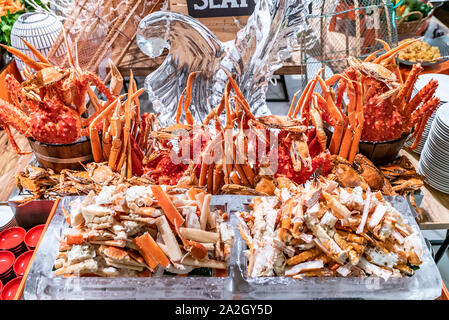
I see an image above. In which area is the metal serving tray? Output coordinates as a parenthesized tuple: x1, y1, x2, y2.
(23, 195, 442, 300)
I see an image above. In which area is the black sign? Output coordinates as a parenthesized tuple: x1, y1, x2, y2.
(186, 0, 255, 18)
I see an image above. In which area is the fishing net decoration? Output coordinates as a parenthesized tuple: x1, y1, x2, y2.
(298, 0, 398, 89)
(45, 0, 165, 79)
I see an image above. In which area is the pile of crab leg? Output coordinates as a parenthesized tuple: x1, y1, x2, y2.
(53, 184, 233, 277)
(88, 70, 149, 179)
(237, 175, 424, 279)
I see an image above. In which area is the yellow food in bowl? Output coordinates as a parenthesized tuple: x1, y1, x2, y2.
(398, 39, 441, 63)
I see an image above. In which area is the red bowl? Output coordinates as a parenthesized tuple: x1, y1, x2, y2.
(1, 276, 22, 300)
(0, 227, 26, 250)
(0, 251, 15, 275)
(13, 251, 33, 276)
(24, 224, 44, 249)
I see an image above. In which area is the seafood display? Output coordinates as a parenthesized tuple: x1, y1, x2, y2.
(318, 39, 440, 161)
(0, 38, 121, 152)
(237, 176, 424, 279)
(53, 185, 233, 277)
(142, 71, 332, 194)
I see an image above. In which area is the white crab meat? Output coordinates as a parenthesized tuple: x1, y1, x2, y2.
(304, 187, 322, 209)
(250, 243, 278, 277)
(358, 257, 392, 280)
(338, 187, 364, 212)
(181, 206, 197, 217)
(95, 186, 117, 205)
(273, 249, 286, 276)
(81, 204, 113, 224)
(186, 211, 201, 229)
(219, 222, 234, 246)
(378, 219, 394, 240)
(403, 232, 424, 261)
(323, 179, 339, 194)
(368, 203, 388, 229)
(69, 198, 84, 228)
(305, 201, 321, 219)
(125, 186, 153, 207)
(67, 244, 96, 264)
(279, 188, 292, 203)
(284, 260, 324, 277)
(336, 263, 353, 277)
(365, 247, 398, 268)
(320, 210, 338, 229)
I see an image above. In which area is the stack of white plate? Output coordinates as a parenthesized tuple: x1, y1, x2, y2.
(405, 74, 449, 154)
(418, 102, 449, 194)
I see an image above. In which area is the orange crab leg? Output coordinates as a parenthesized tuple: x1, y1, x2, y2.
(395, 64, 423, 110)
(19, 37, 50, 64)
(408, 117, 428, 150)
(287, 88, 302, 118)
(224, 71, 255, 120)
(347, 82, 364, 163)
(89, 96, 122, 162)
(290, 80, 312, 118)
(183, 72, 198, 125)
(150, 185, 185, 228)
(406, 79, 438, 117)
(0, 122, 32, 155)
(176, 89, 186, 124)
(116, 71, 135, 171)
(0, 44, 45, 71)
(373, 38, 420, 65)
(338, 80, 358, 160)
(316, 76, 346, 155)
(364, 49, 381, 62)
(293, 69, 322, 119)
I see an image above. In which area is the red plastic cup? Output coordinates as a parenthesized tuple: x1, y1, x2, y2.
(24, 224, 44, 250)
(13, 250, 33, 276)
(0, 227, 26, 251)
(1, 276, 22, 300)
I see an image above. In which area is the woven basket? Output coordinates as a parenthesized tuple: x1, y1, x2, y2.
(396, 7, 434, 39)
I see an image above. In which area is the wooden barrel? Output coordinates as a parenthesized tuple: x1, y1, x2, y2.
(27, 136, 93, 173)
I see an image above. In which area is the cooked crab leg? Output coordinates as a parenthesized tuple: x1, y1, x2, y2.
(116, 72, 135, 171)
(0, 44, 47, 71)
(0, 121, 31, 155)
(348, 82, 364, 163)
(224, 71, 255, 120)
(176, 89, 186, 124)
(108, 59, 123, 97)
(316, 76, 346, 155)
(183, 72, 198, 125)
(19, 37, 50, 64)
(89, 96, 121, 162)
(395, 64, 423, 109)
(373, 38, 420, 65)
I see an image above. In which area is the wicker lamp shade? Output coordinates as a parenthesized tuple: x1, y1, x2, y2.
(10, 12, 62, 71)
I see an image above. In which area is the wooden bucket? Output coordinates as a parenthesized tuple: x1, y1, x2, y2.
(27, 136, 93, 173)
